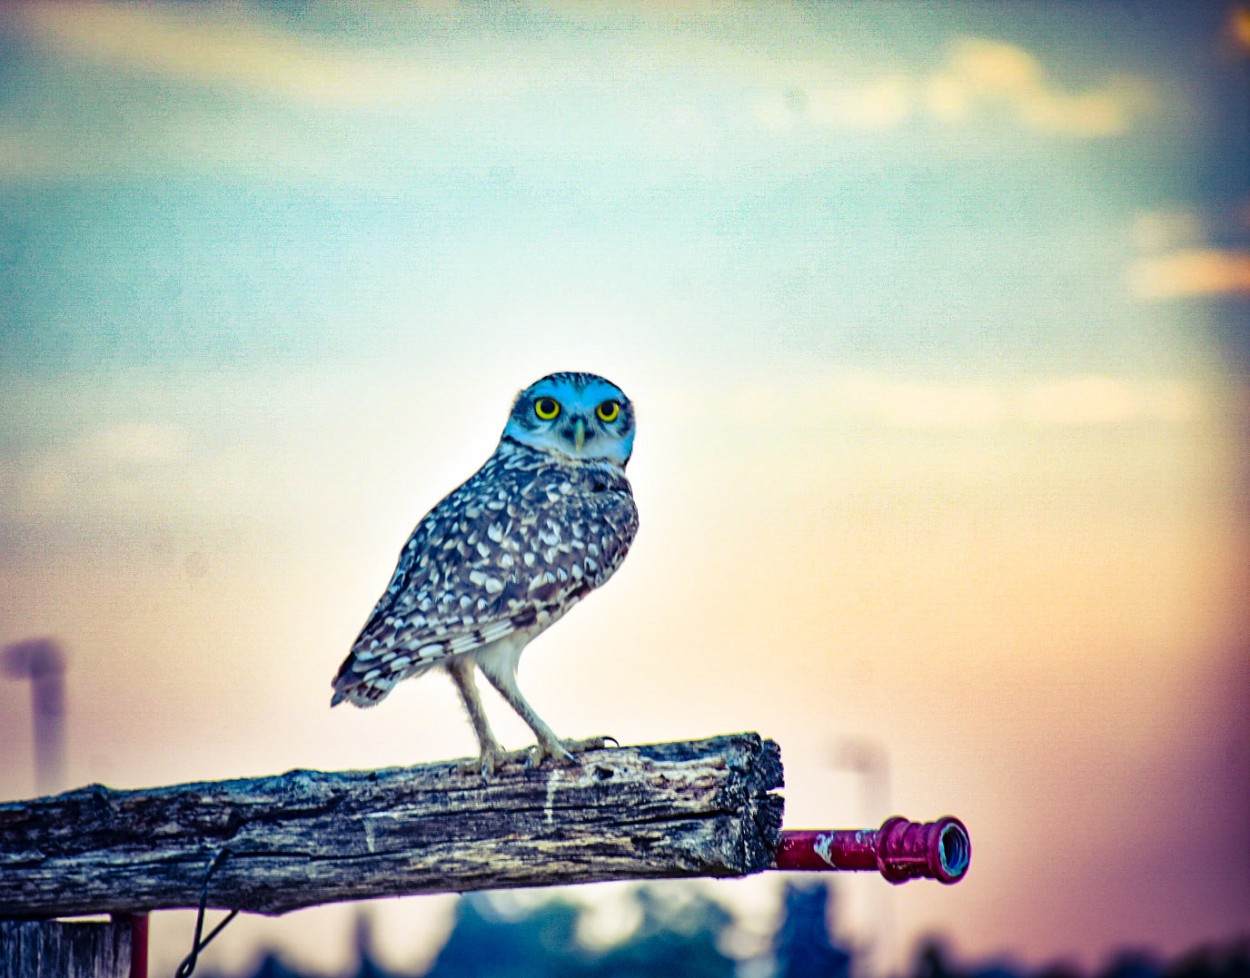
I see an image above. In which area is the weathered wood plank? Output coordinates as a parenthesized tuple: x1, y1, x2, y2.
(0, 918, 131, 978)
(0, 733, 783, 917)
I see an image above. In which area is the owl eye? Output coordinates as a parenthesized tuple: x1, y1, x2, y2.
(596, 400, 621, 423)
(534, 397, 561, 420)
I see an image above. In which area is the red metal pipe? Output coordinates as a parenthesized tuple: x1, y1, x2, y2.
(114, 912, 149, 978)
(772, 816, 970, 884)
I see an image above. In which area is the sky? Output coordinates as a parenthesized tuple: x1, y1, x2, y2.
(0, 1, 1248, 975)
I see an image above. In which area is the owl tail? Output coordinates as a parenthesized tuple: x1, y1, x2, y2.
(329, 685, 358, 708)
(330, 652, 432, 708)
(330, 673, 392, 708)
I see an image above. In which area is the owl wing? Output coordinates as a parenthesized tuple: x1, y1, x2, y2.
(331, 452, 637, 707)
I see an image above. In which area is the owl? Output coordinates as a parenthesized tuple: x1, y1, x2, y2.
(331, 371, 639, 777)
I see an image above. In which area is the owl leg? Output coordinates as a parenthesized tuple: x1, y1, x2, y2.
(476, 658, 576, 768)
(446, 658, 506, 778)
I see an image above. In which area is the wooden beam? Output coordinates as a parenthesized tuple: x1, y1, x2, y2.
(0, 733, 783, 918)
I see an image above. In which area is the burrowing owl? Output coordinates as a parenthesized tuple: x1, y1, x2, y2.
(331, 372, 638, 777)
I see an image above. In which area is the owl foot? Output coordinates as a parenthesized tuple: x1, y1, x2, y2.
(523, 735, 617, 770)
(460, 743, 550, 779)
(459, 740, 516, 779)
(525, 737, 575, 770)
(459, 737, 618, 778)
(460, 751, 494, 780)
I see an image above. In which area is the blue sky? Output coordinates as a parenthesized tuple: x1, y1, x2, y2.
(0, 1, 1245, 380)
(1, 2, 1248, 974)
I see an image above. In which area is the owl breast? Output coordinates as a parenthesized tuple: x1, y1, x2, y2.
(334, 441, 637, 701)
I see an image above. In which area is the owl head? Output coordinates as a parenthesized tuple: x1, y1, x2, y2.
(502, 371, 636, 468)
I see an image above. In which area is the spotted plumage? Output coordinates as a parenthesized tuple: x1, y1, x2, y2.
(332, 371, 638, 776)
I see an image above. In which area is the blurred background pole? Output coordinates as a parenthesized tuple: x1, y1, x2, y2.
(834, 738, 893, 978)
(2, 638, 67, 795)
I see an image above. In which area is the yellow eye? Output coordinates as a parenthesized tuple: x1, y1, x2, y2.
(534, 397, 561, 420)
(596, 400, 621, 423)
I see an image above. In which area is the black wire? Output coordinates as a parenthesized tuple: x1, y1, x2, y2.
(175, 909, 239, 976)
(174, 848, 238, 978)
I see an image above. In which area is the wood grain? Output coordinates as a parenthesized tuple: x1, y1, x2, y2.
(0, 918, 131, 978)
(0, 733, 783, 917)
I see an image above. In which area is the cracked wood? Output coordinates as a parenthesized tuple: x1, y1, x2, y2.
(0, 733, 783, 917)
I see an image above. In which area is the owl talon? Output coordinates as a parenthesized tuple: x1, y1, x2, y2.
(458, 755, 494, 779)
(522, 736, 616, 769)
(459, 742, 508, 779)
(525, 738, 577, 770)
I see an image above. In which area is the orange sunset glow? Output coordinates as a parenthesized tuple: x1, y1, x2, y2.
(1, 3, 1247, 976)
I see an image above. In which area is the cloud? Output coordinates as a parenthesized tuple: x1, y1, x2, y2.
(1017, 376, 1199, 427)
(1131, 209, 1207, 254)
(756, 35, 1150, 138)
(0, 6, 1163, 187)
(1126, 202, 1250, 301)
(933, 37, 1144, 137)
(1128, 249, 1250, 301)
(10, 2, 447, 107)
(760, 373, 1201, 432)
(757, 76, 912, 132)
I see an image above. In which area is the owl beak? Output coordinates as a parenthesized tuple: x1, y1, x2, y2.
(573, 417, 587, 452)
